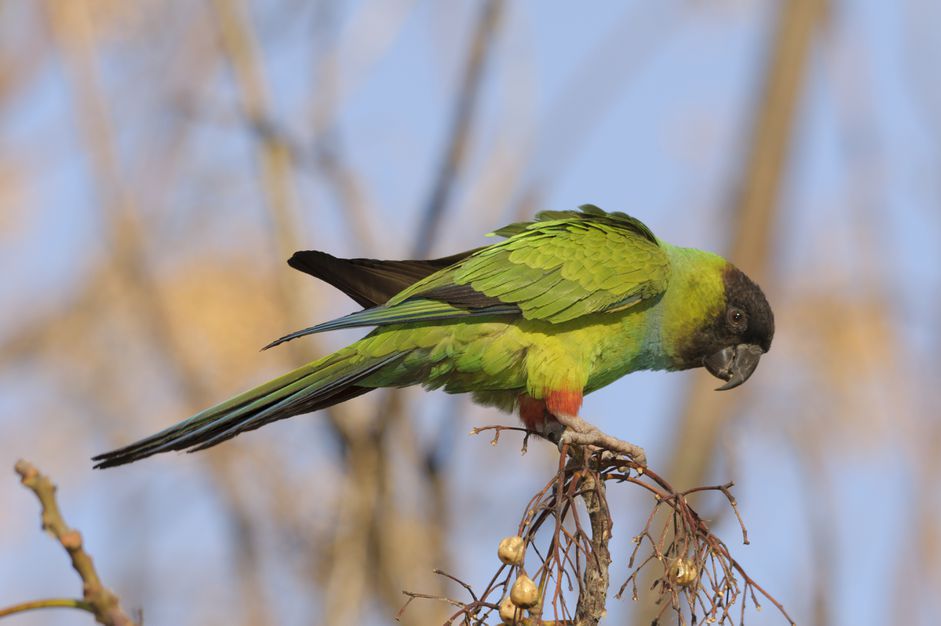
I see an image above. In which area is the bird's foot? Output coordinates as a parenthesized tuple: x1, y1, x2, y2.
(554, 413, 647, 467)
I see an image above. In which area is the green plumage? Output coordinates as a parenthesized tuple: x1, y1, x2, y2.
(392, 208, 671, 322)
(94, 205, 773, 468)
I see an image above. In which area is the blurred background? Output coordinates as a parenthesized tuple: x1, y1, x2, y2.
(1, 0, 939, 624)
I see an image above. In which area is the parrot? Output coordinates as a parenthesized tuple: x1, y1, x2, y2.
(93, 205, 773, 469)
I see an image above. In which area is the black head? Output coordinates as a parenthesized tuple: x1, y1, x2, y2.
(682, 265, 774, 390)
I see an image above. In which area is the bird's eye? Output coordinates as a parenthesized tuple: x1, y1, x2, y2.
(727, 307, 747, 331)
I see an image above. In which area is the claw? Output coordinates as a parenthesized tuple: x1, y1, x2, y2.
(553, 414, 647, 465)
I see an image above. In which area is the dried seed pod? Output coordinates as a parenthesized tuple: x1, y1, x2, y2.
(497, 535, 526, 566)
(499, 596, 521, 624)
(667, 557, 698, 586)
(510, 574, 539, 608)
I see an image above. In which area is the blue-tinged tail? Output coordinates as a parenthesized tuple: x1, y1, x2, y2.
(92, 351, 402, 468)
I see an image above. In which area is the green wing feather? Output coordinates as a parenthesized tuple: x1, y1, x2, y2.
(266, 206, 671, 346)
(392, 204, 670, 323)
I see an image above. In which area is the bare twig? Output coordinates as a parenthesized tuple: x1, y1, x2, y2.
(0, 598, 93, 619)
(4, 461, 137, 626)
(398, 428, 794, 625)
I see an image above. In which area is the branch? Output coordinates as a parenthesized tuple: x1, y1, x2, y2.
(3, 461, 137, 626)
(398, 428, 795, 625)
(0, 598, 94, 619)
(574, 458, 611, 625)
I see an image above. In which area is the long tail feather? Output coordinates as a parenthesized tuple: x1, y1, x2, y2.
(92, 352, 403, 468)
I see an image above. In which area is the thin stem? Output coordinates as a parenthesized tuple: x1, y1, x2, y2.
(0, 598, 94, 619)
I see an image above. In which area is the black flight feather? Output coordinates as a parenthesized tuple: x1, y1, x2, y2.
(288, 249, 480, 308)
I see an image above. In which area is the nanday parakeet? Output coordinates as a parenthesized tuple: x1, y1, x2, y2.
(93, 205, 773, 468)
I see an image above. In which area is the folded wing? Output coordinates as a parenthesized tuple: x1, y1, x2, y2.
(268, 205, 671, 348)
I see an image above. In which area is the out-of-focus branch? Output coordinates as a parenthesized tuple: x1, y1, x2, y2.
(207, 34, 378, 626)
(309, 0, 418, 132)
(510, 1, 682, 220)
(43, 0, 213, 407)
(666, 0, 827, 491)
(185, 3, 502, 623)
(632, 3, 826, 622)
(313, 138, 377, 250)
(4, 461, 137, 626)
(794, 436, 836, 626)
(0, 7, 48, 118)
(306, 1, 379, 251)
(46, 3, 277, 624)
(361, 4, 505, 619)
(210, 0, 305, 323)
(208, 4, 421, 623)
(204, 15, 394, 621)
(316, 5, 505, 622)
(209, 0, 361, 451)
(413, 0, 503, 256)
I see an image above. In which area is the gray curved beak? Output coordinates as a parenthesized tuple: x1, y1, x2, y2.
(703, 343, 764, 391)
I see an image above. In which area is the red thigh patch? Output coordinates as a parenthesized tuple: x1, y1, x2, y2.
(545, 389, 583, 417)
